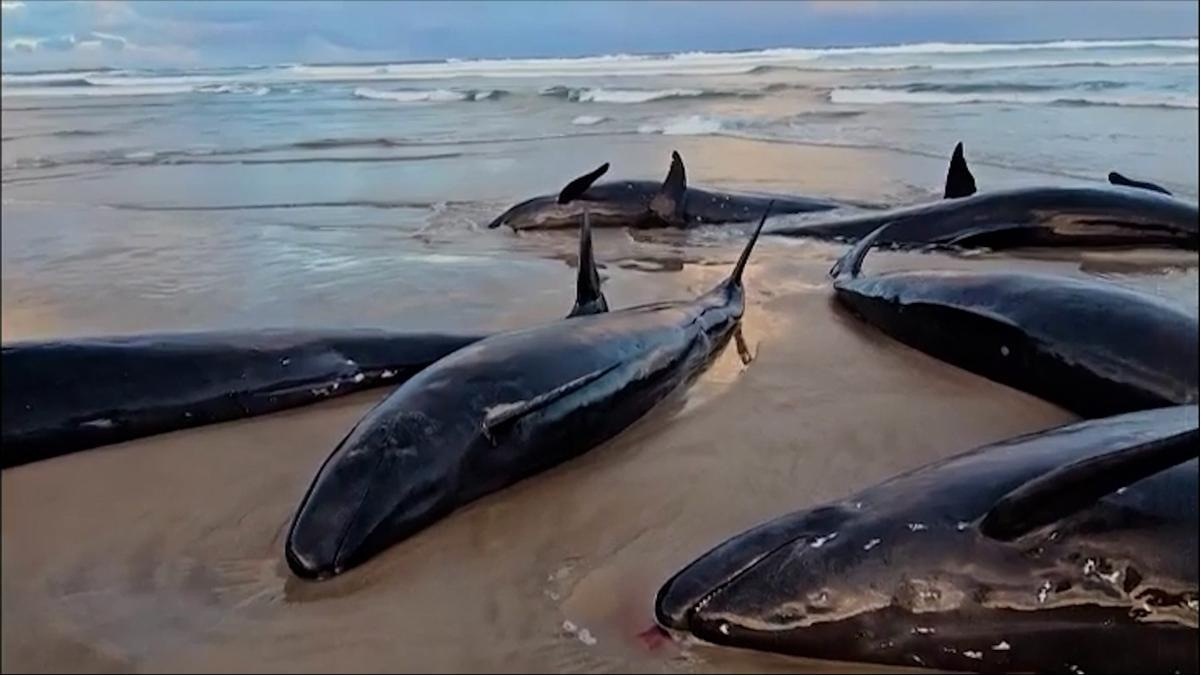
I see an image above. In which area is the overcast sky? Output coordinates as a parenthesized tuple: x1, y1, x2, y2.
(1, 0, 1198, 71)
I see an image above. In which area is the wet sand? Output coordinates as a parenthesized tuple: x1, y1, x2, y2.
(12, 242, 1145, 673)
(2, 132, 1198, 672)
(0, 133, 1139, 342)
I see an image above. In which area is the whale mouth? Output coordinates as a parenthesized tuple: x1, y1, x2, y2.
(654, 546, 777, 631)
(654, 504, 855, 632)
(285, 540, 343, 580)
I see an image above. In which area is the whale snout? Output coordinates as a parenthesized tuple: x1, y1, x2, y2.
(284, 534, 342, 580)
(285, 416, 461, 580)
(285, 431, 407, 580)
(285, 454, 372, 580)
(486, 196, 554, 231)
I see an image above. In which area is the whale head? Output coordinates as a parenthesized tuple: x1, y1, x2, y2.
(285, 411, 460, 579)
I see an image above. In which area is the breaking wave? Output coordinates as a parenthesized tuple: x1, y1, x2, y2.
(351, 87, 503, 102)
(637, 115, 727, 136)
(828, 87, 1198, 109)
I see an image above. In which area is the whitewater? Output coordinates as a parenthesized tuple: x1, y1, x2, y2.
(2, 37, 1198, 196)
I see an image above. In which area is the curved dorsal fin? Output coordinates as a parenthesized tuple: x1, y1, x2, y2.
(558, 163, 610, 204)
(568, 209, 609, 318)
(980, 427, 1199, 541)
(943, 142, 977, 199)
(649, 151, 687, 225)
(1108, 171, 1173, 196)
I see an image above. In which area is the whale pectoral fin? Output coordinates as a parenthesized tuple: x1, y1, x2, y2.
(558, 163, 610, 204)
(649, 151, 687, 226)
(980, 428, 1199, 541)
(1108, 171, 1173, 196)
(943, 223, 1039, 250)
(481, 362, 622, 444)
(829, 221, 894, 280)
(568, 209, 609, 318)
(943, 142, 977, 199)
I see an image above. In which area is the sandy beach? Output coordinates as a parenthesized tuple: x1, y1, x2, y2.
(3, 229, 1195, 671)
(2, 30, 1199, 672)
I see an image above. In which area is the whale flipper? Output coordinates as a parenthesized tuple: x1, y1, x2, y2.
(557, 163, 610, 204)
(829, 221, 893, 280)
(569, 210, 609, 317)
(981, 427, 1199, 540)
(943, 142, 977, 199)
(1108, 171, 1173, 196)
(481, 362, 622, 443)
(649, 151, 687, 225)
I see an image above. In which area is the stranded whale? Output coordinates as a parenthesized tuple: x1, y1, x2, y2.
(656, 405, 1199, 673)
(287, 206, 772, 579)
(828, 223, 1199, 417)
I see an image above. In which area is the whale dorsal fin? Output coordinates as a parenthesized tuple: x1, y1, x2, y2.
(1108, 171, 1173, 196)
(980, 428, 1199, 541)
(481, 362, 622, 444)
(943, 142, 977, 199)
(558, 163, 610, 204)
(649, 151, 687, 225)
(828, 221, 894, 280)
(568, 209, 609, 317)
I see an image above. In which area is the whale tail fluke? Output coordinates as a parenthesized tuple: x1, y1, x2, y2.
(725, 201, 773, 291)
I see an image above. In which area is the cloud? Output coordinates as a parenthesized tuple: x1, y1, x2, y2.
(3, 37, 38, 52)
(2, 25, 197, 69)
(0, 0, 1198, 70)
(3, 31, 128, 53)
(89, 30, 129, 48)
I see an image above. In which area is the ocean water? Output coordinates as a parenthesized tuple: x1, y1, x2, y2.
(3, 37, 1199, 338)
(2, 37, 1199, 193)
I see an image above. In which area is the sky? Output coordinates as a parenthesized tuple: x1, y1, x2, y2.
(1, 0, 1198, 71)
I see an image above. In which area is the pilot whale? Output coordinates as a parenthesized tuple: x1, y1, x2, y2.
(286, 206, 772, 579)
(829, 223, 1199, 417)
(486, 151, 854, 231)
(770, 144, 1199, 250)
(1, 329, 487, 468)
(655, 405, 1199, 673)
